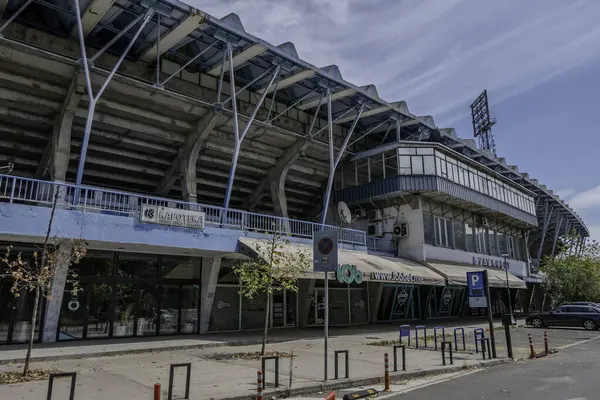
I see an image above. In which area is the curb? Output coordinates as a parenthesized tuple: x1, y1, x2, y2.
(215, 359, 509, 400)
(0, 338, 288, 366)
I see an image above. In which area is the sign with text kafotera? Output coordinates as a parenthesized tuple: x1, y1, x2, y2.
(467, 271, 487, 308)
(140, 205, 205, 230)
(313, 231, 338, 273)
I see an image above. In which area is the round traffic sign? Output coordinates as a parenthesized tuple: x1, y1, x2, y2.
(317, 237, 334, 255)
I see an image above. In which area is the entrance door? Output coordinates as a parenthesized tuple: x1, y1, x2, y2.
(271, 293, 285, 328)
(389, 286, 416, 320)
(313, 289, 326, 326)
(437, 287, 464, 318)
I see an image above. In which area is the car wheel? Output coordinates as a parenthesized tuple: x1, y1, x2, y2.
(583, 320, 596, 330)
(531, 317, 544, 328)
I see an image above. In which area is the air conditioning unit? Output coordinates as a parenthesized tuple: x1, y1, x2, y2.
(393, 223, 409, 239)
(366, 209, 382, 221)
(479, 217, 489, 227)
(354, 209, 367, 220)
(367, 222, 384, 237)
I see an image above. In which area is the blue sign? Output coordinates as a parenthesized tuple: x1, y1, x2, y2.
(467, 271, 484, 297)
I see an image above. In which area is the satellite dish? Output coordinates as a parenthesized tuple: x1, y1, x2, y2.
(337, 201, 352, 224)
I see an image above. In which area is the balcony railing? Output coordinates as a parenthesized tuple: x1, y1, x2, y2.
(0, 174, 366, 246)
(366, 236, 395, 254)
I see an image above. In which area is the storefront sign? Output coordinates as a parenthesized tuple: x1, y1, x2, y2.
(216, 301, 230, 310)
(472, 256, 508, 270)
(370, 271, 425, 284)
(337, 264, 363, 284)
(140, 205, 205, 229)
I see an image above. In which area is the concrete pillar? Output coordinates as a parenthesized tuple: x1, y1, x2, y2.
(398, 196, 426, 262)
(180, 157, 197, 203)
(37, 70, 84, 181)
(297, 278, 316, 328)
(367, 282, 383, 323)
(42, 244, 73, 342)
(269, 171, 289, 219)
(200, 256, 221, 334)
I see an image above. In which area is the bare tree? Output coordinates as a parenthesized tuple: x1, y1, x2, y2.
(1, 184, 87, 376)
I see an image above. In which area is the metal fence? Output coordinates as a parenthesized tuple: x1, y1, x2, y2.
(366, 236, 395, 254)
(0, 174, 367, 246)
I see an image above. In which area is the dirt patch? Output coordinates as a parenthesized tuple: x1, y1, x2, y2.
(0, 368, 61, 385)
(203, 351, 293, 361)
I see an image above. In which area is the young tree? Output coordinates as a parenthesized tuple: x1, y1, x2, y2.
(234, 229, 311, 355)
(1, 184, 86, 376)
(542, 232, 600, 306)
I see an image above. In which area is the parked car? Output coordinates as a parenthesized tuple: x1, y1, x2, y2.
(562, 301, 600, 307)
(526, 305, 600, 330)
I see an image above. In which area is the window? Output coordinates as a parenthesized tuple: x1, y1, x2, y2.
(411, 156, 424, 174)
(399, 156, 411, 175)
(497, 232, 507, 256)
(488, 230, 498, 256)
(453, 220, 466, 251)
(434, 216, 452, 247)
(423, 213, 435, 245)
(423, 156, 435, 175)
(465, 224, 475, 252)
(507, 236, 517, 259)
(475, 227, 487, 254)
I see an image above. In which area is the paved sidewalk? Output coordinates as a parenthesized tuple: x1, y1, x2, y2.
(1, 320, 594, 400)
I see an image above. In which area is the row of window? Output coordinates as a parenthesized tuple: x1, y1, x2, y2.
(397, 148, 535, 215)
(423, 213, 527, 261)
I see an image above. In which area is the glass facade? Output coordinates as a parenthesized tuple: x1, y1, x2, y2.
(57, 251, 200, 341)
(423, 213, 527, 261)
(336, 145, 536, 216)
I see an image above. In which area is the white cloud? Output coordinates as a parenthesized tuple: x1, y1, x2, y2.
(194, 0, 600, 126)
(569, 186, 600, 211)
(556, 189, 576, 201)
(587, 225, 600, 243)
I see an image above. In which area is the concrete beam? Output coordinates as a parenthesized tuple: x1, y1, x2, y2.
(156, 111, 223, 198)
(258, 69, 314, 95)
(200, 256, 220, 333)
(336, 104, 391, 124)
(36, 69, 84, 180)
(140, 10, 206, 63)
(298, 87, 355, 110)
(207, 43, 266, 77)
(74, 0, 116, 37)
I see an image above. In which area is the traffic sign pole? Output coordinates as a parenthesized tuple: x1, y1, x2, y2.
(324, 270, 329, 381)
(483, 270, 497, 358)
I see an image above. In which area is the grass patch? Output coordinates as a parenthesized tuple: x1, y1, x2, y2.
(204, 351, 293, 361)
(0, 368, 61, 385)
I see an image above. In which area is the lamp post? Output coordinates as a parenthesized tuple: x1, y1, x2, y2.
(501, 253, 514, 323)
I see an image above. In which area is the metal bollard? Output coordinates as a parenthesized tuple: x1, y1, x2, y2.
(474, 328, 484, 353)
(415, 325, 427, 348)
(528, 333, 535, 359)
(434, 326, 445, 351)
(257, 370, 263, 400)
(399, 324, 411, 346)
(453, 327, 466, 351)
(154, 384, 161, 400)
(384, 353, 391, 392)
(441, 341, 453, 366)
(393, 345, 406, 372)
(544, 331, 549, 355)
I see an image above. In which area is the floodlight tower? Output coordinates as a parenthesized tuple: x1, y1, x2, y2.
(470, 90, 497, 156)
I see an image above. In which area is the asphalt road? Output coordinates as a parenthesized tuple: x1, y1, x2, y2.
(392, 336, 600, 399)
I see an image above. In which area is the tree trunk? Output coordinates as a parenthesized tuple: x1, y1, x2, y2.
(23, 286, 40, 376)
(261, 291, 270, 356)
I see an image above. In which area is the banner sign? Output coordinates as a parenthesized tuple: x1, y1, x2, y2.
(140, 205, 205, 229)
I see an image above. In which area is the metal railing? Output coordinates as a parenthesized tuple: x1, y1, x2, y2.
(0, 174, 366, 246)
(366, 236, 395, 254)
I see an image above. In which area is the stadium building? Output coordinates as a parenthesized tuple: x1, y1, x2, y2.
(0, 0, 589, 344)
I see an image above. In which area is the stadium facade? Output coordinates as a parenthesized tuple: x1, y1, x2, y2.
(0, 0, 588, 344)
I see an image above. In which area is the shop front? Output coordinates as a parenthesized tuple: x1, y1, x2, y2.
(427, 260, 527, 317)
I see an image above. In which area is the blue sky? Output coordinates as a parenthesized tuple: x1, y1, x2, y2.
(196, 0, 600, 241)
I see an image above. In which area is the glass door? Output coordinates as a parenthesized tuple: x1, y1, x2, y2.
(271, 292, 285, 328)
(389, 286, 416, 320)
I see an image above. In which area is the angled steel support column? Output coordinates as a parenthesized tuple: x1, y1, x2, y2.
(320, 95, 365, 226)
(536, 200, 554, 260)
(74, 3, 155, 186)
(223, 47, 281, 210)
(0, 0, 33, 35)
(156, 110, 223, 197)
(244, 92, 326, 214)
(36, 69, 85, 181)
(551, 212, 564, 256)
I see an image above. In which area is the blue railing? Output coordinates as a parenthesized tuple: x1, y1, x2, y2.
(0, 174, 366, 246)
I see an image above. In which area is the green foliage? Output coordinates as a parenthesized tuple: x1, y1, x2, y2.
(542, 233, 600, 305)
(234, 229, 311, 300)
